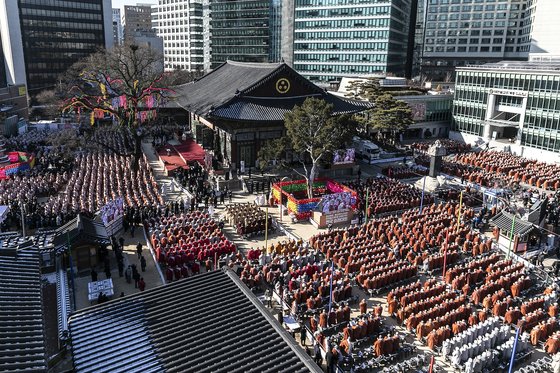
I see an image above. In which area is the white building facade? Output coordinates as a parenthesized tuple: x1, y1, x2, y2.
(152, 0, 211, 72)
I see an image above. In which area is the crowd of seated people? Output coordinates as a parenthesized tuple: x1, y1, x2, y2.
(145, 211, 236, 281)
(346, 177, 434, 216)
(455, 150, 560, 190)
(411, 139, 471, 155)
(382, 165, 427, 179)
(311, 202, 478, 282)
(224, 202, 272, 237)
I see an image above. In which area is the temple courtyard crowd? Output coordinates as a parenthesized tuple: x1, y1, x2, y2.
(3, 126, 560, 372)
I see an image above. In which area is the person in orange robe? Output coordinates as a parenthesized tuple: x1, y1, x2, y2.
(359, 299, 367, 314)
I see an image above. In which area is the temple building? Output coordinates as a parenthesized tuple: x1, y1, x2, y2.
(173, 60, 371, 170)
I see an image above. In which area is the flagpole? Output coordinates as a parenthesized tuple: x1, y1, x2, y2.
(328, 260, 334, 323)
(456, 191, 463, 234)
(507, 214, 516, 260)
(365, 188, 370, 224)
(264, 205, 269, 253)
(508, 326, 521, 373)
(419, 176, 427, 215)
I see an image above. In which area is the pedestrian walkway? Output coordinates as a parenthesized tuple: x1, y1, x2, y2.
(73, 230, 163, 310)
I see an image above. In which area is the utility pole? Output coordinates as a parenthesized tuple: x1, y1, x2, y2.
(19, 201, 26, 238)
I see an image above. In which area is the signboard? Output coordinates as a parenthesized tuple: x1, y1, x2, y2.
(332, 148, 355, 165)
(489, 88, 527, 98)
(325, 210, 350, 225)
(409, 102, 427, 121)
(319, 192, 354, 212)
(18, 86, 26, 96)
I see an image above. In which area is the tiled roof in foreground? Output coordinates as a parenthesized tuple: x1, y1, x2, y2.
(0, 247, 46, 373)
(69, 268, 320, 373)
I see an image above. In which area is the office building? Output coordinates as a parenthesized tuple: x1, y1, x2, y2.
(152, 0, 211, 72)
(282, 0, 414, 85)
(0, 33, 6, 88)
(0, 84, 28, 136)
(210, 0, 282, 68)
(421, 0, 532, 80)
(452, 61, 560, 161)
(112, 8, 123, 45)
(0, 0, 112, 95)
(527, 0, 560, 61)
(122, 4, 153, 43)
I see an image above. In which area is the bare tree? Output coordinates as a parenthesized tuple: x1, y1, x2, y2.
(61, 43, 173, 171)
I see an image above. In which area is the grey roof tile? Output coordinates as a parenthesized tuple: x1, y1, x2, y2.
(69, 269, 321, 373)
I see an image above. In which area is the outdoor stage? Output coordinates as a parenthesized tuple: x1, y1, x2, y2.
(156, 138, 206, 175)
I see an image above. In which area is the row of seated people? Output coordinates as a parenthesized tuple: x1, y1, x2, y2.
(387, 280, 446, 317)
(277, 265, 353, 315)
(265, 239, 307, 256)
(397, 291, 457, 325)
(415, 307, 482, 341)
(457, 151, 560, 190)
(146, 212, 236, 265)
(382, 166, 427, 179)
(341, 313, 383, 344)
(47, 150, 163, 214)
(224, 202, 272, 236)
(411, 139, 471, 154)
(312, 202, 475, 263)
(418, 153, 513, 188)
(391, 279, 443, 309)
(346, 177, 434, 216)
(445, 255, 502, 291)
(312, 205, 476, 284)
(416, 312, 494, 350)
(463, 334, 530, 373)
(164, 261, 202, 282)
(373, 334, 401, 357)
(357, 261, 417, 291)
(405, 295, 469, 333)
(471, 270, 527, 305)
(442, 316, 502, 363)
(456, 150, 560, 190)
(505, 308, 547, 333)
(530, 318, 558, 346)
(311, 303, 352, 331)
(546, 332, 560, 354)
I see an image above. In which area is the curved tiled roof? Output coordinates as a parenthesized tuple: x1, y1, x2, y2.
(69, 269, 320, 373)
(0, 248, 46, 373)
(173, 60, 283, 117)
(210, 94, 373, 122)
(173, 60, 372, 121)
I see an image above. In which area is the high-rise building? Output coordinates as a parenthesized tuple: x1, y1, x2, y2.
(122, 4, 154, 43)
(527, 0, 560, 61)
(0, 0, 112, 95)
(0, 32, 6, 88)
(112, 8, 123, 46)
(210, 0, 282, 68)
(420, 0, 532, 80)
(281, 0, 414, 85)
(152, 0, 211, 72)
(452, 61, 560, 161)
(412, 0, 427, 78)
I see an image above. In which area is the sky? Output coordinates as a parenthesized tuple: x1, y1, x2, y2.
(111, 0, 157, 11)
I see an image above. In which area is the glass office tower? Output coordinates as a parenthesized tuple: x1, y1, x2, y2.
(284, 0, 413, 84)
(210, 0, 282, 68)
(7, 0, 111, 94)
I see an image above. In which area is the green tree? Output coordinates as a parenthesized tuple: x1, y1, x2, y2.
(369, 93, 414, 144)
(344, 77, 381, 102)
(258, 97, 354, 198)
(60, 43, 172, 171)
